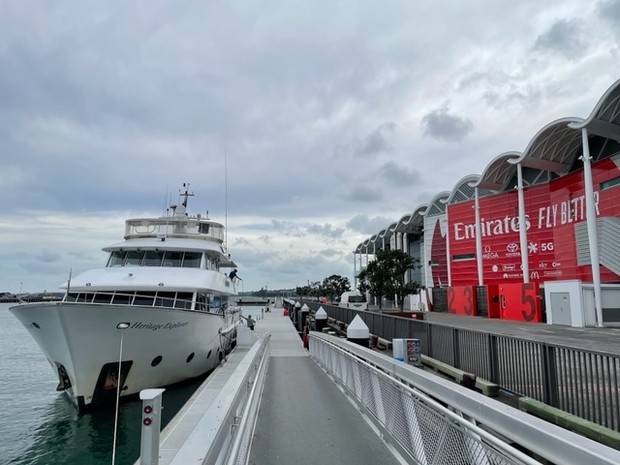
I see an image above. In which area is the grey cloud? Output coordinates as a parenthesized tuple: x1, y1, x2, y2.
(319, 248, 343, 258)
(232, 237, 251, 247)
(421, 108, 473, 142)
(343, 185, 384, 203)
(34, 249, 62, 263)
(346, 214, 394, 235)
(533, 19, 587, 59)
(597, 0, 620, 24)
(379, 161, 421, 187)
(271, 220, 304, 237)
(334, 122, 397, 160)
(356, 122, 397, 158)
(306, 223, 346, 239)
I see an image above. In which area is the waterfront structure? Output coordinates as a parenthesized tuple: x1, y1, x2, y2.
(355, 79, 620, 326)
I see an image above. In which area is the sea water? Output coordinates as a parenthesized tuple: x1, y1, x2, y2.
(0, 303, 202, 465)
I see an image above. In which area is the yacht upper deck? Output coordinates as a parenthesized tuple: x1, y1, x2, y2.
(124, 213, 225, 243)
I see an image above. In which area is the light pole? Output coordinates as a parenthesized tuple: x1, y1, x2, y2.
(112, 322, 130, 465)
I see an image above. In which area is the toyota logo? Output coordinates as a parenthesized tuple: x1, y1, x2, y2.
(507, 243, 519, 253)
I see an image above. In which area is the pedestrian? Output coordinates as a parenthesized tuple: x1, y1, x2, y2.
(244, 314, 255, 331)
(229, 269, 241, 281)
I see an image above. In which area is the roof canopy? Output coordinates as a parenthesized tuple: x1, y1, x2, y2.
(355, 79, 620, 255)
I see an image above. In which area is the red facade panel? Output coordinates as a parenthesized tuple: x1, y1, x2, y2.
(448, 157, 620, 286)
(446, 286, 477, 315)
(498, 283, 542, 322)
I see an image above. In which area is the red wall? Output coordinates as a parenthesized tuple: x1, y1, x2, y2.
(448, 157, 620, 286)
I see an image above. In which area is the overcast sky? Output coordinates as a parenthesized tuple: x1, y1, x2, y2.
(1, 0, 619, 294)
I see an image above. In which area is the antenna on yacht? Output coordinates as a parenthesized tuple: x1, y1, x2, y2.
(224, 146, 228, 249)
(180, 183, 194, 209)
(66, 268, 72, 297)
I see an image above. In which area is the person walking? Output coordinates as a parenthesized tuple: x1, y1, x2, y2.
(243, 314, 255, 331)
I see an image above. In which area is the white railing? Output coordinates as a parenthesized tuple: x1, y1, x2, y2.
(309, 332, 620, 465)
(163, 333, 270, 465)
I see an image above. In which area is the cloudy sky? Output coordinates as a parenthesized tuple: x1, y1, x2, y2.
(1, 0, 619, 294)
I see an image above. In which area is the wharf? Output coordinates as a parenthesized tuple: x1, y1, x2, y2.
(418, 311, 620, 354)
(143, 305, 620, 465)
(249, 311, 403, 465)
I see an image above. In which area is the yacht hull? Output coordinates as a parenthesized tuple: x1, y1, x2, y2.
(10, 302, 238, 410)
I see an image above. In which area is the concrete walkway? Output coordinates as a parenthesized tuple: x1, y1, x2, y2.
(249, 309, 403, 465)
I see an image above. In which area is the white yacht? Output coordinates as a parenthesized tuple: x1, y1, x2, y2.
(10, 184, 241, 410)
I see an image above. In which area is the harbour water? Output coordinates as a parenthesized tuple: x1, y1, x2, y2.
(0, 303, 203, 465)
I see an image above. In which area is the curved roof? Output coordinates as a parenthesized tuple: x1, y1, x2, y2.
(353, 79, 620, 257)
(569, 78, 620, 141)
(395, 204, 428, 234)
(471, 152, 521, 191)
(423, 191, 450, 217)
(511, 117, 583, 172)
(447, 174, 495, 204)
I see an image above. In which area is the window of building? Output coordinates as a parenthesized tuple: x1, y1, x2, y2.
(601, 176, 620, 190)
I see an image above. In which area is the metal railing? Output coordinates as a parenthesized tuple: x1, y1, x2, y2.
(309, 332, 620, 465)
(296, 301, 620, 432)
(163, 332, 270, 465)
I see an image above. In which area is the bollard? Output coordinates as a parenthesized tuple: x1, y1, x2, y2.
(298, 304, 310, 332)
(293, 301, 301, 323)
(393, 338, 404, 361)
(347, 315, 369, 347)
(139, 388, 165, 465)
(315, 306, 328, 332)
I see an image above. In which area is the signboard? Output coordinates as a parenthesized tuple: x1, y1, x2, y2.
(447, 156, 620, 286)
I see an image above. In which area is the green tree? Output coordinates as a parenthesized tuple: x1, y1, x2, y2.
(358, 249, 421, 310)
(321, 274, 350, 303)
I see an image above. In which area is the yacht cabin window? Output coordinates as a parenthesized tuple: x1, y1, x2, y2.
(65, 290, 228, 312)
(144, 250, 165, 266)
(106, 250, 204, 268)
(107, 251, 126, 267)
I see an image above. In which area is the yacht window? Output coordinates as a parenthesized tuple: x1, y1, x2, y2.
(107, 251, 126, 267)
(196, 293, 207, 311)
(155, 292, 176, 307)
(175, 292, 193, 309)
(199, 223, 209, 234)
(112, 292, 132, 305)
(134, 292, 156, 306)
(144, 250, 165, 267)
(162, 251, 183, 267)
(125, 250, 145, 266)
(183, 252, 201, 268)
(208, 294, 222, 312)
(78, 293, 94, 303)
(93, 293, 113, 304)
(66, 293, 78, 302)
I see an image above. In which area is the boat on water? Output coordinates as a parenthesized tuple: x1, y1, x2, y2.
(10, 184, 241, 410)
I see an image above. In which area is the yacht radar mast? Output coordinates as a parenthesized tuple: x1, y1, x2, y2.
(176, 183, 194, 216)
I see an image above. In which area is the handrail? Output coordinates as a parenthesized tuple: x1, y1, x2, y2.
(309, 332, 620, 465)
(166, 333, 270, 465)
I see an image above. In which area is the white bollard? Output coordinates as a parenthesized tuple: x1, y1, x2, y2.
(140, 388, 165, 465)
